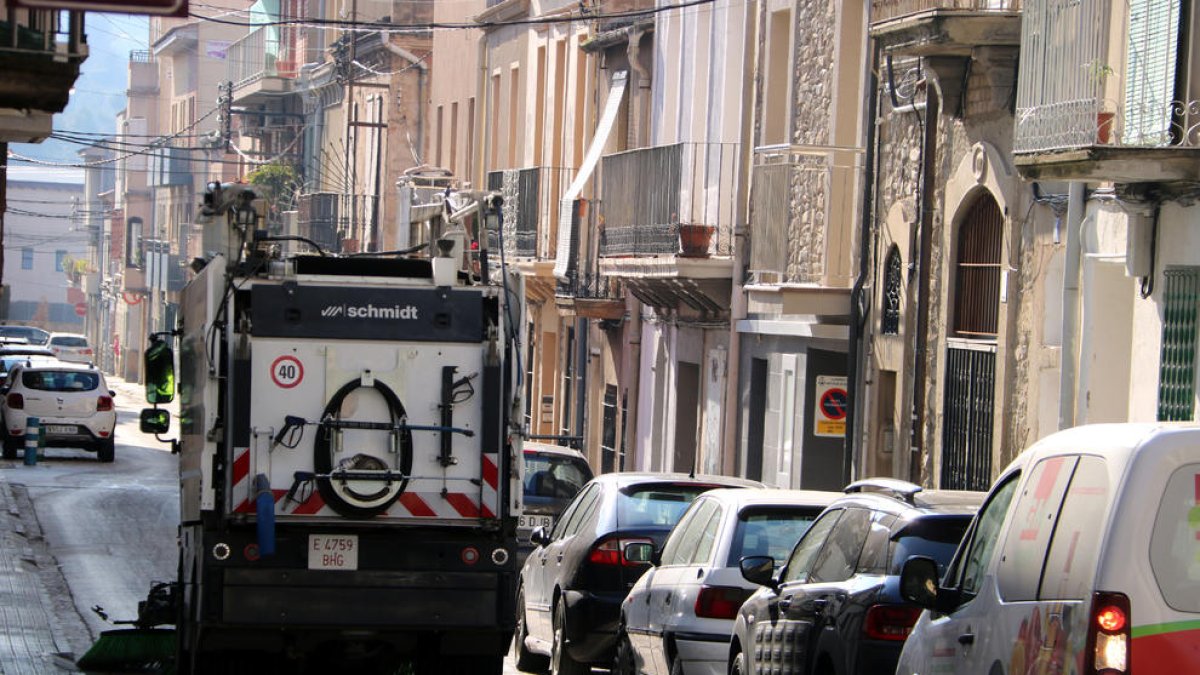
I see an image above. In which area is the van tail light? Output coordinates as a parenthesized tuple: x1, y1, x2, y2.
(588, 536, 652, 566)
(81, 348, 93, 355)
(97, 395, 113, 412)
(6, 393, 23, 410)
(863, 604, 922, 641)
(1085, 591, 1130, 673)
(695, 585, 752, 620)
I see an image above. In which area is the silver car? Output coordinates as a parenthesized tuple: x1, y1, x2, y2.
(614, 488, 841, 675)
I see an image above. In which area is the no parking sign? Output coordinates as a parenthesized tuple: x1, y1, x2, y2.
(814, 375, 848, 437)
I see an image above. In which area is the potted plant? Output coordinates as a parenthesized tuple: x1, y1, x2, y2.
(678, 223, 715, 257)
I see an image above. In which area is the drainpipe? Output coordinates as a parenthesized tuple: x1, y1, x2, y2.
(1058, 182, 1085, 429)
(626, 27, 651, 146)
(845, 40, 881, 485)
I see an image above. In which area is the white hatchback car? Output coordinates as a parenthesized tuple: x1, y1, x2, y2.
(896, 423, 1200, 675)
(614, 488, 841, 675)
(1, 362, 116, 462)
(47, 332, 94, 363)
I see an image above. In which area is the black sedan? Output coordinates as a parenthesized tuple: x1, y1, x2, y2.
(728, 480, 983, 675)
(515, 472, 762, 675)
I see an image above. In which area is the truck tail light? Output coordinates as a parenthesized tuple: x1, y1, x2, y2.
(6, 393, 23, 410)
(588, 536, 652, 566)
(694, 585, 751, 620)
(97, 395, 113, 411)
(1086, 591, 1130, 673)
(863, 604, 922, 641)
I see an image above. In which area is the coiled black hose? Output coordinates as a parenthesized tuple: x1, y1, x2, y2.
(314, 378, 413, 518)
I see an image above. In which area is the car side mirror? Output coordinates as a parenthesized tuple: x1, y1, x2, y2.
(144, 337, 175, 404)
(624, 542, 658, 566)
(739, 555, 777, 588)
(900, 556, 947, 611)
(530, 526, 551, 547)
(140, 408, 170, 435)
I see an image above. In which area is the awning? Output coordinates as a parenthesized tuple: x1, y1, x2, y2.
(553, 70, 629, 281)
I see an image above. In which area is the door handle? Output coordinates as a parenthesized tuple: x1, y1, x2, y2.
(778, 596, 792, 612)
(958, 632, 975, 646)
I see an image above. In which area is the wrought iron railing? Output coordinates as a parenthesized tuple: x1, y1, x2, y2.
(599, 142, 739, 257)
(872, 0, 1020, 24)
(0, 9, 86, 59)
(488, 166, 575, 259)
(227, 26, 297, 90)
(1015, 0, 1199, 153)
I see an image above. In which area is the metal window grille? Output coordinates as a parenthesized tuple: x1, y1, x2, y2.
(882, 246, 903, 335)
(941, 344, 995, 491)
(1157, 267, 1200, 421)
(953, 197, 1003, 337)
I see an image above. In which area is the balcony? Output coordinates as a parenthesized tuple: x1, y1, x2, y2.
(0, 9, 86, 142)
(597, 142, 738, 315)
(1013, 0, 1200, 182)
(227, 26, 297, 105)
(870, 0, 1021, 56)
(487, 166, 575, 303)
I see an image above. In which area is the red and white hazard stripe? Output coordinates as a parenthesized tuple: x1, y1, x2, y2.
(231, 451, 502, 520)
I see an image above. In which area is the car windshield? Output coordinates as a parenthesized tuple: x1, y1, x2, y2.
(21, 370, 100, 392)
(726, 506, 824, 567)
(617, 483, 725, 527)
(888, 515, 972, 575)
(524, 453, 592, 501)
(51, 336, 88, 347)
(0, 326, 50, 345)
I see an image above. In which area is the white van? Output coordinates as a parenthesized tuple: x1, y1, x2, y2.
(896, 423, 1200, 675)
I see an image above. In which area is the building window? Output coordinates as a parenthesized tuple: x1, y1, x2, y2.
(21, 248, 33, 270)
(1158, 267, 1200, 421)
(55, 250, 67, 272)
(952, 195, 1003, 337)
(882, 245, 902, 335)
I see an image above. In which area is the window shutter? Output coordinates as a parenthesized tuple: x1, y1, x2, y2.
(1123, 0, 1181, 145)
(1158, 267, 1200, 421)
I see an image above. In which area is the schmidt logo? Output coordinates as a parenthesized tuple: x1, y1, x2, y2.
(321, 303, 420, 320)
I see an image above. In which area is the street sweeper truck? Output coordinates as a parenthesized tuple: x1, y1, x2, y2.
(113, 181, 526, 674)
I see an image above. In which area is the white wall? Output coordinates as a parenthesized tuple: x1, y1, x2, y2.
(5, 180, 87, 325)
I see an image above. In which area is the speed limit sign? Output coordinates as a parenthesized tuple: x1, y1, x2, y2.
(270, 355, 304, 389)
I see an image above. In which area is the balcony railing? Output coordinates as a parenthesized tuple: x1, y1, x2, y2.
(227, 26, 297, 90)
(599, 142, 739, 258)
(0, 9, 86, 58)
(488, 166, 575, 259)
(1014, 0, 1199, 154)
(750, 144, 862, 279)
(872, 0, 1020, 24)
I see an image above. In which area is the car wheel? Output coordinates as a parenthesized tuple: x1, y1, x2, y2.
(97, 438, 115, 463)
(514, 585, 549, 672)
(730, 650, 746, 675)
(612, 625, 637, 675)
(551, 600, 588, 675)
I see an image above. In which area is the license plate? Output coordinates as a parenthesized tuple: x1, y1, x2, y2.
(519, 514, 554, 531)
(307, 535, 359, 570)
(46, 425, 76, 435)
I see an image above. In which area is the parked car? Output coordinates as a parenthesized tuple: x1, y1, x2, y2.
(47, 333, 94, 363)
(727, 479, 983, 675)
(0, 355, 59, 382)
(896, 423, 1200, 675)
(614, 488, 841, 675)
(1, 362, 116, 462)
(0, 325, 50, 346)
(519, 442, 594, 564)
(515, 472, 763, 675)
